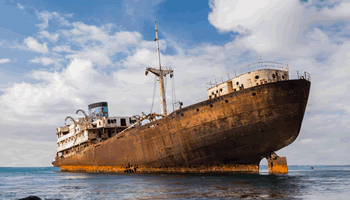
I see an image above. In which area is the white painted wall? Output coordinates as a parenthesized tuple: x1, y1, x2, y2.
(207, 69, 289, 99)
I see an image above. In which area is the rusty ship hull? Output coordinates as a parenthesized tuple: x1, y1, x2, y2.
(53, 79, 310, 174)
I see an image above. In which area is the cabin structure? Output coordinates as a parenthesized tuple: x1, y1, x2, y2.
(56, 113, 138, 158)
(207, 63, 289, 99)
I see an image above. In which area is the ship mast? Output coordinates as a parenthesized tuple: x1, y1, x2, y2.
(145, 21, 173, 116)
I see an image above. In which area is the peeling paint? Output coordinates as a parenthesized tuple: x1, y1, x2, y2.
(53, 79, 311, 175)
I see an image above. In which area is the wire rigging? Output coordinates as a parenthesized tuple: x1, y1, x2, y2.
(171, 74, 176, 111)
(164, 75, 167, 96)
(150, 75, 157, 114)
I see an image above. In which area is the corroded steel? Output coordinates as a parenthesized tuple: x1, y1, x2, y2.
(60, 164, 259, 174)
(53, 79, 311, 174)
(267, 156, 288, 174)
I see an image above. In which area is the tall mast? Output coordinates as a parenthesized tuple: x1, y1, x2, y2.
(155, 22, 167, 116)
(145, 21, 173, 116)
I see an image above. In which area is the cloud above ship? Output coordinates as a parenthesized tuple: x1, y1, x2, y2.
(207, 0, 350, 165)
(1, 0, 350, 166)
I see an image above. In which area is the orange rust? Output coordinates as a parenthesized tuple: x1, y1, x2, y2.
(61, 165, 125, 173)
(60, 164, 259, 174)
(268, 156, 288, 174)
(54, 80, 311, 175)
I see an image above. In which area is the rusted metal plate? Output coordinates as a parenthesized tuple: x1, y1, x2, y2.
(53, 79, 310, 174)
(60, 164, 259, 174)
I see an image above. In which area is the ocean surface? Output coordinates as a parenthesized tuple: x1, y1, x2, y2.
(1, 166, 350, 200)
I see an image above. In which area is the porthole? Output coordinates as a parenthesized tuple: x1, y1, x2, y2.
(220, 88, 223, 92)
(272, 74, 276, 78)
(282, 75, 285, 79)
(233, 89, 236, 92)
(236, 82, 239, 85)
(255, 75, 259, 79)
(225, 100, 228, 103)
(181, 114, 184, 116)
(252, 92, 256, 96)
(212, 92, 214, 95)
(197, 108, 199, 112)
(210, 104, 213, 107)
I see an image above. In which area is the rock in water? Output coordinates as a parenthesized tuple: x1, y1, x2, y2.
(18, 196, 42, 200)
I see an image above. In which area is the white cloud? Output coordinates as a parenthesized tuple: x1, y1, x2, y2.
(52, 45, 73, 53)
(0, 58, 10, 64)
(24, 37, 49, 54)
(17, 3, 24, 10)
(39, 31, 59, 42)
(36, 10, 71, 30)
(29, 56, 62, 66)
(3, 2, 350, 166)
(208, 0, 350, 54)
(0, 137, 56, 167)
(322, 1, 350, 17)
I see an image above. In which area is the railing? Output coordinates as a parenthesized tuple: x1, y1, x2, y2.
(207, 61, 289, 89)
(297, 71, 311, 81)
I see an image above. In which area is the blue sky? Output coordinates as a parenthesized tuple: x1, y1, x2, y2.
(1, 0, 350, 167)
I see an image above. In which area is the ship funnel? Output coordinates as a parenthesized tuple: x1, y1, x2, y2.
(88, 102, 108, 118)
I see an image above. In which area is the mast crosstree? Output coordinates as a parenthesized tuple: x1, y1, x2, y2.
(145, 21, 173, 116)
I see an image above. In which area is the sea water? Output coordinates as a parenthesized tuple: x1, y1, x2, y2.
(1, 166, 350, 200)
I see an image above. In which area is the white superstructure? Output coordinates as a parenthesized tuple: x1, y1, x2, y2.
(207, 62, 289, 99)
(56, 116, 138, 154)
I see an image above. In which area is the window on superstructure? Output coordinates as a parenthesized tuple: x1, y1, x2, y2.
(236, 82, 239, 85)
(108, 119, 110, 124)
(121, 118, 126, 126)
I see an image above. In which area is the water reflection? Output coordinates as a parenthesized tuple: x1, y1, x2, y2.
(3, 167, 350, 199)
(133, 174, 307, 199)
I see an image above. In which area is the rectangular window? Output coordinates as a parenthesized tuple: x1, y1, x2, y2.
(121, 118, 126, 126)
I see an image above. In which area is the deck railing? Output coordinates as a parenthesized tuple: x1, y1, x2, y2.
(207, 61, 289, 89)
(297, 71, 311, 81)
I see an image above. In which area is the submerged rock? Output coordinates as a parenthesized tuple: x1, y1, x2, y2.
(18, 196, 41, 200)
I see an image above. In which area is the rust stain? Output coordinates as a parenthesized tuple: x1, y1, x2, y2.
(267, 154, 288, 174)
(60, 164, 259, 174)
(54, 79, 311, 175)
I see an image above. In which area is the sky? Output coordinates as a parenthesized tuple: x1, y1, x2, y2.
(0, 0, 349, 167)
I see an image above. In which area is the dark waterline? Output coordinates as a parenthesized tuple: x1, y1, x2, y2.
(1, 166, 350, 199)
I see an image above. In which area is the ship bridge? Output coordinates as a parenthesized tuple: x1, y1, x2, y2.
(56, 115, 139, 155)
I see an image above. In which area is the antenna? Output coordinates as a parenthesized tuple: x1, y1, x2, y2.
(144, 21, 174, 116)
